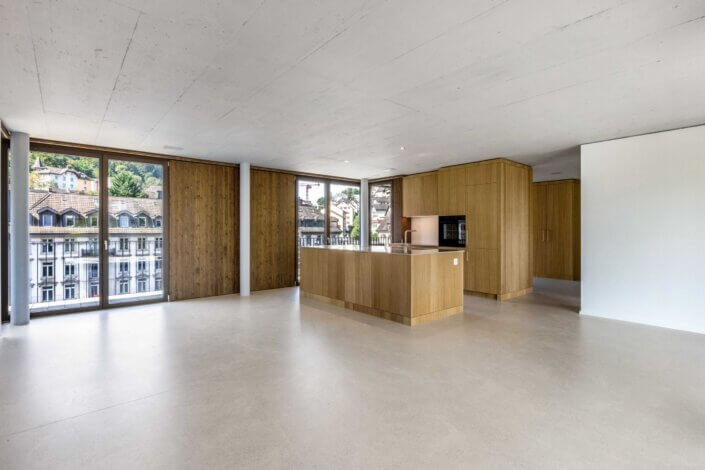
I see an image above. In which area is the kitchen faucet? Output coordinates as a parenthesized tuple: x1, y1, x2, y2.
(404, 229, 416, 246)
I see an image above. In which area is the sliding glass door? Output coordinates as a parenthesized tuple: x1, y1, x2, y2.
(106, 157, 165, 305)
(21, 145, 167, 316)
(27, 150, 102, 314)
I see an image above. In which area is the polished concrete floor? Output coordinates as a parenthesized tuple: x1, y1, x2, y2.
(1, 279, 704, 469)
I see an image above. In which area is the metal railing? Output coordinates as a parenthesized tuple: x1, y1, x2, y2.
(27, 238, 164, 312)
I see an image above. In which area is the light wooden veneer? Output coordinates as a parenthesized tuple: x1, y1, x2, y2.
(300, 247, 464, 326)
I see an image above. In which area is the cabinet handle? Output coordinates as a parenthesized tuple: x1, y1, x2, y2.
(547, 229, 550, 242)
(541, 229, 545, 242)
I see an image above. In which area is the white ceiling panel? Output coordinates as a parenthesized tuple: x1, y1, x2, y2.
(1, 0, 704, 179)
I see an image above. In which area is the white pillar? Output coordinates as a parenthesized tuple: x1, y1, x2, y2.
(239, 162, 250, 296)
(10, 132, 30, 325)
(360, 178, 369, 248)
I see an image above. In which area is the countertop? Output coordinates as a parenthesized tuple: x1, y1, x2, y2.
(301, 245, 465, 255)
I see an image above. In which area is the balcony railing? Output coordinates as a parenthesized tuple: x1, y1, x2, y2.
(26, 238, 164, 313)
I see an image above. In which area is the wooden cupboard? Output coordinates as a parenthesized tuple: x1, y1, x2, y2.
(462, 160, 532, 299)
(402, 171, 438, 216)
(531, 179, 580, 280)
(402, 159, 531, 300)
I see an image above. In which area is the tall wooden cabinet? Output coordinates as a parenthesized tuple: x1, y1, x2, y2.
(435, 160, 532, 299)
(463, 160, 532, 299)
(531, 180, 580, 280)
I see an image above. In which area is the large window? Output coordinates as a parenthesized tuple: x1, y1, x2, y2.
(296, 178, 360, 281)
(297, 179, 325, 247)
(21, 146, 168, 316)
(369, 182, 392, 246)
(329, 184, 360, 245)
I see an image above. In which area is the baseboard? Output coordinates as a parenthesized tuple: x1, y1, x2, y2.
(301, 291, 463, 326)
(465, 287, 533, 301)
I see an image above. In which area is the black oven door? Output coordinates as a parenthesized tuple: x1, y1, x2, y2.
(439, 216, 466, 247)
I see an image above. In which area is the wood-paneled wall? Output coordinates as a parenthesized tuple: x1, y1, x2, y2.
(169, 161, 239, 300)
(250, 169, 297, 291)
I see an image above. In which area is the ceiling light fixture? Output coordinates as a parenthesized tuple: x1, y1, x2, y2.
(344, 160, 350, 163)
(399, 146, 405, 151)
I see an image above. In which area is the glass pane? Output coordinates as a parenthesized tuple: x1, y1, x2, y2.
(108, 159, 164, 305)
(28, 151, 100, 314)
(329, 183, 360, 245)
(297, 180, 326, 247)
(370, 183, 392, 246)
(297, 179, 325, 281)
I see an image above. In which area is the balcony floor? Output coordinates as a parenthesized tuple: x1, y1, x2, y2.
(1, 280, 704, 469)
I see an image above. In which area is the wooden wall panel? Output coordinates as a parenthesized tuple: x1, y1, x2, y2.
(250, 169, 297, 291)
(169, 161, 239, 301)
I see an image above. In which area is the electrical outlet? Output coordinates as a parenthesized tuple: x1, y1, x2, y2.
(453, 258, 458, 266)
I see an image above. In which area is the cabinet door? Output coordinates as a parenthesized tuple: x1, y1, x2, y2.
(531, 184, 548, 277)
(402, 175, 421, 217)
(466, 163, 498, 186)
(420, 172, 438, 215)
(466, 183, 498, 250)
(546, 182, 574, 279)
(403, 173, 437, 216)
(464, 248, 498, 294)
(465, 181, 498, 293)
(438, 167, 465, 215)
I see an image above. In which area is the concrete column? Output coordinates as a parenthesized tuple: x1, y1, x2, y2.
(239, 162, 250, 296)
(10, 132, 30, 325)
(360, 178, 369, 248)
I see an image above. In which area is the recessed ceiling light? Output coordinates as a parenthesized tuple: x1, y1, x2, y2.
(400, 146, 405, 151)
(344, 160, 350, 163)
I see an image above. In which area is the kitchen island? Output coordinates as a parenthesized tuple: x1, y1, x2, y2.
(300, 245, 464, 326)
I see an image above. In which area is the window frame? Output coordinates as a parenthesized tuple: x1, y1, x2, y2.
(42, 261, 54, 278)
(42, 285, 54, 302)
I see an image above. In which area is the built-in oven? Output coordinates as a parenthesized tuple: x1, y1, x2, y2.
(439, 215, 466, 247)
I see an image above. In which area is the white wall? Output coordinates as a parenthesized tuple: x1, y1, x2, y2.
(581, 125, 705, 334)
(410, 216, 438, 246)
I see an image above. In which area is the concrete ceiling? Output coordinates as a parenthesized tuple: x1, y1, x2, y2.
(1, 0, 704, 179)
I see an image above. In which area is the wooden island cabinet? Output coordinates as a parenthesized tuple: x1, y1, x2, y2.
(300, 245, 464, 326)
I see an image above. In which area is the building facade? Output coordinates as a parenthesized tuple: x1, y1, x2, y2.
(28, 189, 163, 312)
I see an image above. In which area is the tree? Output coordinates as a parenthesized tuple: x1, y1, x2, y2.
(110, 171, 144, 197)
(29, 172, 47, 189)
(350, 213, 361, 241)
(333, 187, 360, 213)
(68, 157, 99, 178)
